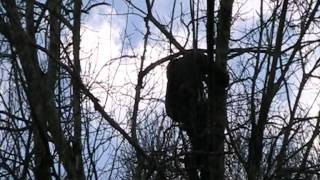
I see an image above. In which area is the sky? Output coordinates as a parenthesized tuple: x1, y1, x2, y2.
(1, 1, 320, 178)
(79, 0, 320, 137)
(79, 0, 262, 72)
(79, 0, 266, 99)
(32, 0, 320, 177)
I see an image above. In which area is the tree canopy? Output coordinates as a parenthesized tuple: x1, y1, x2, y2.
(1, 0, 320, 179)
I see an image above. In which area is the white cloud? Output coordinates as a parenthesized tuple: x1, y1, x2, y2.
(81, 6, 123, 80)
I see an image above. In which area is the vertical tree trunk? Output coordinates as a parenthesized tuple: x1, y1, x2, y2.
(33, 126, 51, 179)
(247, 0, 288, 179)
(1, 0, 84, 179)
(72, 0, 85, 179)
(25, 0, 52, 179)
(207, 0, 233, 179)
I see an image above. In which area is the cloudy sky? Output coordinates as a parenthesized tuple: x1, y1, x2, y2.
(79, 0, 320, 117)
(75, 0, 320, 177)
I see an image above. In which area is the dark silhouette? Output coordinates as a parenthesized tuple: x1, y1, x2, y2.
(165, 50, 229, 179)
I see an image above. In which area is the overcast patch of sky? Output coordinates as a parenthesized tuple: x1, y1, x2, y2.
(77, 1, 320, 177)
(78, 0, 267, 106)
(81, 0, 320, 109)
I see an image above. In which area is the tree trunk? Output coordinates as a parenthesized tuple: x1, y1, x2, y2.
(247, 0, 288, 179)
(25, 0, 52, 179)
(207, 0, 233, 179)
(72, 0, 86, 179)
(0, 0, 84, 179)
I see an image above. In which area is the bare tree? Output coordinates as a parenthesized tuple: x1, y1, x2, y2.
(1, 0, 320, 179)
